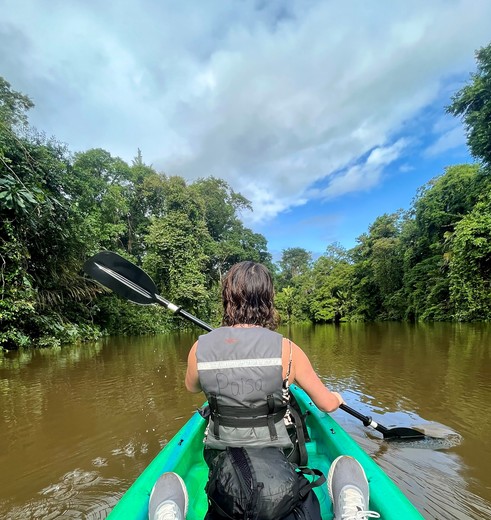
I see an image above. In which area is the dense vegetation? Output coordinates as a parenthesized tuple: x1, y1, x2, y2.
(1, 43, 490, 349)
(0, 79, 272, 349)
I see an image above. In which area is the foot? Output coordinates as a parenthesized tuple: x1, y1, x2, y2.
(148, 472, 188, 520)
(327, 456, 380, 520)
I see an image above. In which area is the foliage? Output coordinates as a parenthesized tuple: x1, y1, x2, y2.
(275, 286, 296, 323)
(277, 247, 312, 289)
(93, 294, 172, 335)
(0, 77, 271, 348)
(308, 244, 354, 323)
(0, 77, 33, 128)
(447, 42, 491, 167)
(144, 193, 210, 318)
(350, 213, 405, 320)
(449, 194, 491, 320)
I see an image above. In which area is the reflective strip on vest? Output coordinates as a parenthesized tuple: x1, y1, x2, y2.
(197, 357, 282, 371)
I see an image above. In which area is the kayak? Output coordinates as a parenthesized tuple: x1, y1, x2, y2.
(106, 384, 424, 519)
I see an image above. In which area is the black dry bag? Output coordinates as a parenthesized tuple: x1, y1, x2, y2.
(205, 446, 324, 520)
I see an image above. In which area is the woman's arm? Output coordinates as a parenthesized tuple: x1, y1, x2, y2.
(284, 338, 343, 412)
(185, 341, 202, 393)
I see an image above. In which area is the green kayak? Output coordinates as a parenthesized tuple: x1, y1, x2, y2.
(107, 384, 424, 519)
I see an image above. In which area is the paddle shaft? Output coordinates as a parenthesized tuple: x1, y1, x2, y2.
(340, 403, 389, 435)
(155, 294, 213, 332)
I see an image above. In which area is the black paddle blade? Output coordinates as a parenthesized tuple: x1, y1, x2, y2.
(340, 403, 428, 440)
(83, 251, 158, 305)
(382, 426, 426, 440)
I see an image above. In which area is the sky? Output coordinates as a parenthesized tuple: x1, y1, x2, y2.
(1, 0, 490, 261)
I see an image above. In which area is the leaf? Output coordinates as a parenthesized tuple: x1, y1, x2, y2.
(20, 190, 38, 204)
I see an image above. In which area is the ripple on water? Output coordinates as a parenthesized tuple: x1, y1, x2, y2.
(376, 441, 491, 520)
(111, 440, 149, 457)
(3, 469, 123, 520)
(92, 457, 108, 467)
(379, 430, 463, 450)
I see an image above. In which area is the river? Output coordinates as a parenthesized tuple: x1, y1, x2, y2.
(1, 323, 490, 519)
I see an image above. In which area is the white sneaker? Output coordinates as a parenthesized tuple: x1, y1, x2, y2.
(327, 456, 380, 520)
(148, 472, 188, 520)
(153, 501, 185, 520)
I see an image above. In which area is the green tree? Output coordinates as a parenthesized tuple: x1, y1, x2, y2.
(275, 286, 296, 323)
(70, 148, 133, 252)
(447, 42, 491, 167)
(0, 77, 33, 128)
(190, 177, 271, 283)
(309, 244, 354, 323)
(351, 213, 404, 320)
(278, 247, 312, 289)
(126, 159, 167, 257)
(402, 164, 483, 320)
(143, 176, 211, 320)
(449, 193, 491, 320)
(0, 78, 100, 348)
(191, 177, 251, 242)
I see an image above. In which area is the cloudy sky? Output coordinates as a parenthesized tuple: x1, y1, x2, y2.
(1, 0, 490, 259)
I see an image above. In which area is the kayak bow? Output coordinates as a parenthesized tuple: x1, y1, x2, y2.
(107, 385, 424, 519)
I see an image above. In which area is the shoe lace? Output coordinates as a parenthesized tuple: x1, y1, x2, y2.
(155, 501, 182, 520)
(341, 488, 381, 520)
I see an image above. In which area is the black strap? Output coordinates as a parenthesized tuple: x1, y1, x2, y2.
(209, 394, 220, 439)
(208, 400, 286, 439)
(207, 497, 237, 520)
(288, 405, 309, 467)
(266, 394, 278, 441)
(289, 391, 311, 443)
(217, 403, 287, 418)
(216, 411, 285, 428)
(297, 467, 326, 499)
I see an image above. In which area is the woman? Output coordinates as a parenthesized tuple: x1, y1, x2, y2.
(184, 261, 344, 519)
(185, 261, 343, 441)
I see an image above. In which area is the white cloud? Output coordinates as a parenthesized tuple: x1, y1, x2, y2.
(424, 115, 467, 157)
(1, 0, 490, 224)
(425, 125, 467, 157)
(322, 139, 408, 198)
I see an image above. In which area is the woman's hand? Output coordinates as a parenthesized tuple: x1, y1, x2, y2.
(331, 391, 344, 408)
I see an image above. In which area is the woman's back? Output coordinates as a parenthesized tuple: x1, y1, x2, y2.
(196, 326, 292, 449)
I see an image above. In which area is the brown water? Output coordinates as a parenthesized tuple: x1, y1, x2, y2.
(1, 323, 490, 519)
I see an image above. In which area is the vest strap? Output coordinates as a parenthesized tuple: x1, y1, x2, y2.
(267, 394, 278, 441)
(208, 401, 287, 435)
(214, 410, 286, 428)
(209, 394, 220, 439)
(288, 405, 309, 466)
(215, 403, 286, 418)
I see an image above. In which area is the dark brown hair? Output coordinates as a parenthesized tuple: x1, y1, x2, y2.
(222, 261, 278, 330)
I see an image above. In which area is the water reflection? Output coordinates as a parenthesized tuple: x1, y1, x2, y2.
(282, 322, 491, 519)
(1, 324, 490, 519)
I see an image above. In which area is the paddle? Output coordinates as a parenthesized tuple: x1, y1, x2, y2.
(83, 250, 426, 441)
(339, 404, 424, 440)
(83, 251, 213, 332)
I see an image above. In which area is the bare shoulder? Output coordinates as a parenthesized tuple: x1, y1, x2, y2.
(282, 337, 307, 360)
(187, 341, 198, 361)
(281, 337, 310, 381)
(185, 341, 201, 393)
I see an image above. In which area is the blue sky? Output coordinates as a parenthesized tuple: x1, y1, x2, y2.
(0, 0, 488, 261)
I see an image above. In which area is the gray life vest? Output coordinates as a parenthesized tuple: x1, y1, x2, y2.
(196, 327, 293, 450)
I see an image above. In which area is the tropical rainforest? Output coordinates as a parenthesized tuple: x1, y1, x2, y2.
(1, 43, 491, 349)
